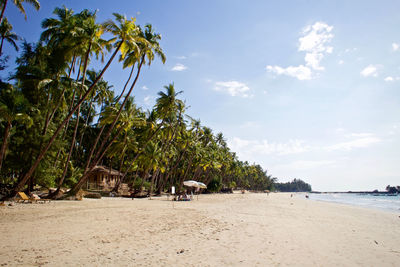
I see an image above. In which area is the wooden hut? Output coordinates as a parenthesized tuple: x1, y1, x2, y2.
(85, 166, 123, 191)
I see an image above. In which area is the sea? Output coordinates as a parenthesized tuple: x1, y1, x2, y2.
(307, 193, 400, 213)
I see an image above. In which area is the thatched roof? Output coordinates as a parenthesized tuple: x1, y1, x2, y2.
(91, 166, 123, 176)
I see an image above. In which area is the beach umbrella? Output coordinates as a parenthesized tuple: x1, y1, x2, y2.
(197, 182, 207, 189)
(183, 180, 200, 201)
(183, 180, 199, 188)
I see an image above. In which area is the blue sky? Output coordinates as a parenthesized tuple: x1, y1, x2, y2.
(4, 0, 400, 191)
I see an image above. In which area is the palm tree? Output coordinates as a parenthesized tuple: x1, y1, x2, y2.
(76, 13, 144, 176)
(142, 141, 163, 199)
(12, 11, 124, 195)
(40, 6, 76, 49)
(78, 69, 113, 147)
(0, 84, 31, 171)
(0, 17, 18, 55)
(0, 0, 40, 24)
(50, 10, 111, 196)
(75, 21, 166, 196)
(92, 22, 164, 155)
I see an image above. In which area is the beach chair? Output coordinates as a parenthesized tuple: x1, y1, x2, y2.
(17, 192, 50, 203)
(17, 192, 33, 203)
(31, 193, 51, 203)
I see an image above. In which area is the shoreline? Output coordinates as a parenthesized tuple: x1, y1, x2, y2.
(1, 193, 399, 266)
(304, 192, 400, 213)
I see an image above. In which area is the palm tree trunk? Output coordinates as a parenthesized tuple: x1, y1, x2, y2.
(0, 37, 4, 56)
(83, 123, 106, 171)
(64, 58, 81, 133)
(82, 60, 142, 174)
(204, 169, 213, 185)
(42, 91, 52, 135)
(92, 58, 144, 164)
(12, 42, 122, 195)
(149, 168, 160, 199)
(179, 155, 194, 193)
(0, 0, 8, 24)
(193, 166, 202, 181)
(112, 149, 125, 193)
(112, 118, 166, 187)
(53, 58, 80, 167)
(67, 125, 124, 196)
(167, 139, 189, 185)
(155, 113, 182, 192)
(0, 121, 11, 172)
(55, 93, 82, 195)
(115, 65, 135, 103)
(112, 136, 127, 192)
(78, 97, 93, 146)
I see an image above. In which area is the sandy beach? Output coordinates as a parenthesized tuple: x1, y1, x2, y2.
(1, 193, 399, 266)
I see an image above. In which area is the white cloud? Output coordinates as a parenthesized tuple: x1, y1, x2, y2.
(142, 85, 149, 90)
(266, 65, 312, 80)
(239, 121, 261, 129)
(274, 160, 336, 171)
(345, 133, 374, 138)
(299, 22, 334, 71)
(389, 123, 400, 135)
(384, 76, 400, 82)
(266, 21, 334, 80)
(360, 64, 379, 77)
(171, 63, 187, 71)
(325, 136, 381, 151)
(214, 81, 252, 97)
(228, 137, 310, 156)
(176, 55, 187, 60)
(335, 128, 346, 134)
(143, 95, 155, 106)
(328, 131, 381, 151)
(338, 60, 344, 65)
(344, 48, 358, 53)
(392, 43, 399, 51)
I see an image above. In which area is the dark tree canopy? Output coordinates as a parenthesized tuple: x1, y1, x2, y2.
(274, 178, 312, 192)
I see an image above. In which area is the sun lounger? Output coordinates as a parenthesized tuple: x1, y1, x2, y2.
(31, 193, 51, 203)
(17, 192, 51, 203)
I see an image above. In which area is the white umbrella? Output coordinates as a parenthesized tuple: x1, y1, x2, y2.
(183, 180, 199, 188)
(197, 182, 207, 189)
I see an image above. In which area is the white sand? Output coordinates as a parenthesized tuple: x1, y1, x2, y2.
(1, 193, 399, 266)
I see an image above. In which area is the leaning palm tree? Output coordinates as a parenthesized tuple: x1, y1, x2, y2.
(0, 17, 18, 55)
(74, 20, 166, 195)
(0, 0, 40, 24)
(12, 11, 124, 195)
(92, 23, 166, 159)
(76, 13, 144, 176)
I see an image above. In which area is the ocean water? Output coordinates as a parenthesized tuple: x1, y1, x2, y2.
(307, 193, 400, 213)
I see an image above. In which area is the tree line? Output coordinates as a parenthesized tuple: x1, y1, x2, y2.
(0, 3, 281, 199)
(274, 179, 312, 192)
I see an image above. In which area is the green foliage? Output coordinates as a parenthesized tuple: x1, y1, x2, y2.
(274, 178, 312, 192)
(132, 178, 150, 190)
(208, 177, 222, 193)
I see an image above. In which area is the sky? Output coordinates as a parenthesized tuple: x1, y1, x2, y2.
(3, 0, 400, 191)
